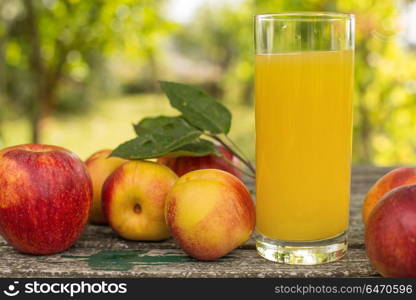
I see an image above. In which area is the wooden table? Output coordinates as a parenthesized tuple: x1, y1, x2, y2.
(0, 166, 393, 278)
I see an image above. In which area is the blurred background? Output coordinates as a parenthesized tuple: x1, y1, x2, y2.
(0, 0, 415, 164)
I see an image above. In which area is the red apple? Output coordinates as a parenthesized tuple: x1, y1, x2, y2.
(365, 184, 416, 277)
(0, 144, 92, 254)
(158, 145, 242, 179)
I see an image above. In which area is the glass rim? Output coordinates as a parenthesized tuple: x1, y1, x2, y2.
(255, 12, 354, 22)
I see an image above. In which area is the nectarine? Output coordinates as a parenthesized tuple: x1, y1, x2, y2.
(362, 167, 416, 224)
(165, 169, 255, 261)
(102, 160, 177, 241)
(85, 149, 126, 224)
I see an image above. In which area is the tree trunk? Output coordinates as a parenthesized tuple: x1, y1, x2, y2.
(0, 37, 6, 98)
(23, 0, 44, 144)
(147, 51, 159, 91)
(0, 3, 6, 99)
(358, 102, 372, 163)
(0, 36, 5, 146)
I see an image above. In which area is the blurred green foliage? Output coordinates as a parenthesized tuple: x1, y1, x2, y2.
(1, 0, 416, 165)
(0, 0, 175, 142)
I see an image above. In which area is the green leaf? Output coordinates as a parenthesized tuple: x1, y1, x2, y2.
(111, 117, 202, 159)
(132, 117, 217, 157)
(163, 139, 218, 157)
(133, 116, 175, 136)
(159, 81, 232, 134)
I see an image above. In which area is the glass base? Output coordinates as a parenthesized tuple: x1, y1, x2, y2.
(256, 231, 347, 265)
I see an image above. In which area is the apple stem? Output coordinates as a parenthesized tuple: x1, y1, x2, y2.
(207, 134, 256, 176)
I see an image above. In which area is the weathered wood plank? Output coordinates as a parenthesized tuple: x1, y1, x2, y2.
(0, 247, 377, 278)
(0, 166, 393, 277)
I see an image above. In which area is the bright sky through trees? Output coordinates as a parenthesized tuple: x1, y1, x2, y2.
(166, 0, 243, 23)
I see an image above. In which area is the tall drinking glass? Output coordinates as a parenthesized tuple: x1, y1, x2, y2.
(255, 12, 354, 264)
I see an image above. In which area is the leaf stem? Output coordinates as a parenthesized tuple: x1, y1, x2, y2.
(207, 134, 256, 175)
(220, 155, 256, 179)
(223, 134, 252, 163)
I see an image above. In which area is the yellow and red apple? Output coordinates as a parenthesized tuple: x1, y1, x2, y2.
(102, 160, 177, 241)
(85, 149, 126, 224)
(0, 144, 92, 254)
(165, 169, 255, 261)
(362, 167, 416, 224)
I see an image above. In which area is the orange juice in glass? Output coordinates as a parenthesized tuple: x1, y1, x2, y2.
(255, 12, 355, 264)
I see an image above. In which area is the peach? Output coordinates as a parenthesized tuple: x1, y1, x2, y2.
(165, 169, 255, 261)
(158, 145, 242, 179)
(102, 160, 177, 241)
(365, 184, 416, 277)
(362, 167, 416, 224)
(85, 149, 126, 224)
